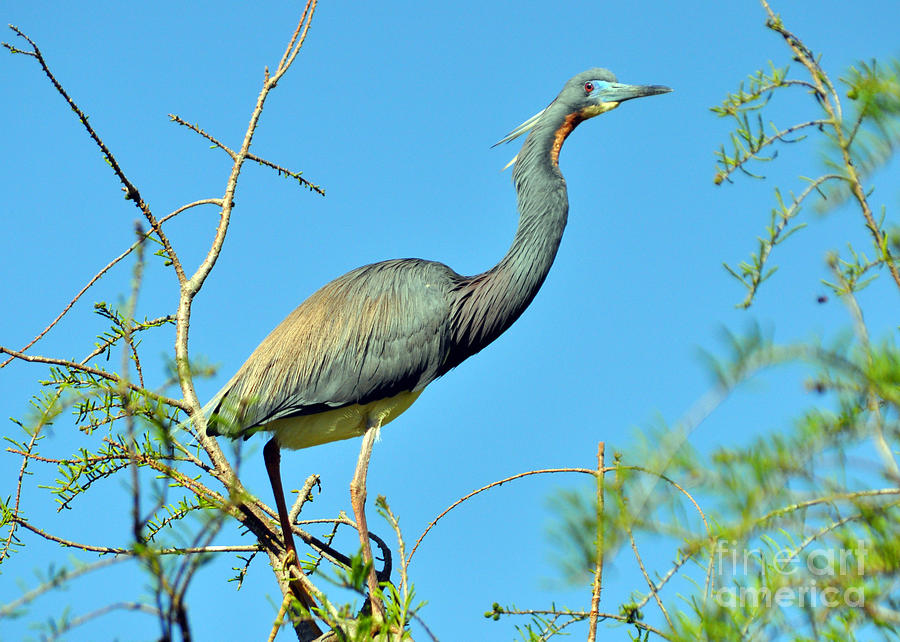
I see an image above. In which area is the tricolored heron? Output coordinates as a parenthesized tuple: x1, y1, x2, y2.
(205, 68, 670, 616)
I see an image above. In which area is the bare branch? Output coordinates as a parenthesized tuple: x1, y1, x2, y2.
(169, 114, 323, 194)
(628, 532, 673, 629)
(12, 516, 264, 556)
(166, 21, 325, 637)
(169, 114, 238, 159)
(408, 466, 599, 567)
(275, 0, 317, 81)
(3, 25, 186, 284)
(289, 474, 321, 526)
(246, 153, 325, 195)
(587, 442, 605, 642)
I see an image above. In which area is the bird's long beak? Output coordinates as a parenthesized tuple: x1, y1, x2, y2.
(599, 83, 672, 104)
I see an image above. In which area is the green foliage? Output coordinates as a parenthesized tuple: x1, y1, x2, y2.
(499, 3, 900, 640)
(714, 17, 900, 308)
(542, 330, 900, 640)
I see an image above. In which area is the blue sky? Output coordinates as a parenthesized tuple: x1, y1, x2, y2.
(2, 1, 899, 640)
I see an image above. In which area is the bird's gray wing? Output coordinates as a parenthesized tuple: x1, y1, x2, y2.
(206, 259, 457, 438)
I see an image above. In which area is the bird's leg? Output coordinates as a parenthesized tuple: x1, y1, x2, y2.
(350, 417, 384, 620)
(263, 436, 321, 633)
(264, 437, 299, 559)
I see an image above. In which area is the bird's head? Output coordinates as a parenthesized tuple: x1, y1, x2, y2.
(557, 68, 671, 118)
(494, 68, 671, 166)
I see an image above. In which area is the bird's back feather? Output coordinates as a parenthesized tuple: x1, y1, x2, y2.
(206, 259, 459, 440)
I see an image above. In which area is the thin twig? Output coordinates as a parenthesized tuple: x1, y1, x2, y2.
(268, 593, 294, 642)
(378, 496, 410, 630)
(289, 474, 321, 526)
(166, 499, 224, 641)
(716, 119, 831, 184)
(6, 445, 209, 472)
(45, 602, 161, 642)
(10, 516, 264, 556)
(274, 1, 317, 82)
(497, 607, 669, 640)
(0, 557, 125, 618)
(628, 531, 673, 629)
(0, 199, 219, 369)
(0, 346, 189, 412)
(121, 223, 145, 544)
(247, 153, 325, 195)
(733, 174, 843, 308)
(587, 442, 605, 642)
(3, 25, 186, 283)
(407, 467, 598, 567)
(757, 487, 900, 524)
(102, 437, 229, 508)
(169, 114, 324, 194)
(633, 552, 697, 612)
(169, 114, 237, 158)
(82, 315, 175, 366)
(1, 417, 47, 562)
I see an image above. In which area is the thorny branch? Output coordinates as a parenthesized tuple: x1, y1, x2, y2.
(2, 4, 332, 641)
(3, 25, 185, 283)
(169, 114, 325, 195)
(587, 442, 605, 642)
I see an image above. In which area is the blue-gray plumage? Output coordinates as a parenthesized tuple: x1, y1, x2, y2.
(204, 68, 670, 616)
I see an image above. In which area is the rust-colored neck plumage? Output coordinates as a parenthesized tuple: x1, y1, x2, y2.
(550, 112, 584, 166)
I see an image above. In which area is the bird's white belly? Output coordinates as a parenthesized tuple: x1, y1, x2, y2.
(269, 389, 423, 450)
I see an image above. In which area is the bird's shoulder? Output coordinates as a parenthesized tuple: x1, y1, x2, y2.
(284, 258, 460, 329)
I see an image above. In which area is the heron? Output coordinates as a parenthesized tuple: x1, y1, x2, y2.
(204, 68, 670, 617)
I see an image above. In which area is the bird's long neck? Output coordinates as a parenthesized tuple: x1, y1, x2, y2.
(448, 107, 582, 363)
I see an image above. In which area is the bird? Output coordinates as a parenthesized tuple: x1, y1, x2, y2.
(204, 68, 670, 619)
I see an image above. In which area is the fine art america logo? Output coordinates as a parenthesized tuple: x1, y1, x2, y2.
(712, 539, 866, 608)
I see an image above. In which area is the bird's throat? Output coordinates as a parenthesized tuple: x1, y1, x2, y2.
(550, 103, 619, 166)
(550, 113, 584, 166)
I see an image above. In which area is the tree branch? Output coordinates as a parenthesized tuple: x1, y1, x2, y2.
(0, 346, 189, 412)
(3, 25, 186, 284)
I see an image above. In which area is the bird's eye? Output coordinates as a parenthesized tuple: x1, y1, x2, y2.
(584, 81, 594, 93)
